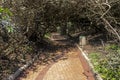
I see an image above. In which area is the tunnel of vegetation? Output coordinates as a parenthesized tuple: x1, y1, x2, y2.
(0, 0, 120, 80)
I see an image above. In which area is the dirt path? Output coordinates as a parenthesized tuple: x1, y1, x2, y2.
(17, 33, 95, 80)
(35, 48, 88, 80)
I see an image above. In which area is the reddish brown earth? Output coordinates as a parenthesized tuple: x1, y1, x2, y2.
(17, 34, 95, 80)
(36, 48, 84, 80)
(17, 45, 95, 80)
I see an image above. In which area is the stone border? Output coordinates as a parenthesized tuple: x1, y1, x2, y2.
(76, 44, 103, 80)
(5, 54, 40, 80)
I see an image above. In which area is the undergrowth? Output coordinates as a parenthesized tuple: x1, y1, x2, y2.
(89, 44, 120, 80)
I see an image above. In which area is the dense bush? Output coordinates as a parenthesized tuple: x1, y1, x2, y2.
(89, 45, 120, 80)
(0, 7, 35, 80)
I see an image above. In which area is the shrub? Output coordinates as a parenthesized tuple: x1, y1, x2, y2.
(89, 45, 120, 80)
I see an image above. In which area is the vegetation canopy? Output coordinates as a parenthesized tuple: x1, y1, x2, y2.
(0, 0, 120, 80)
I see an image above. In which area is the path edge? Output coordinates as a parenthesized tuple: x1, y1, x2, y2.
(4, 53, 40, 80)
(76, 44, 103, 80)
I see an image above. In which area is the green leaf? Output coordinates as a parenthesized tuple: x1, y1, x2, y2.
(0, 7, 4, 13)
(6, 26, 14, 33)
(4, 8, 13, 16)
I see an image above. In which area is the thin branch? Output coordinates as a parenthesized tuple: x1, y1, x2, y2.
(100, 3, 111, 18)
(102, 18, 120, 41)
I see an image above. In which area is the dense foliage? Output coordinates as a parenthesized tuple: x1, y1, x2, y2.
(89, 45, 120, 80)
(0, 0, 120, 80)
(2, 0, 120, 41)
(0, 7, 35, 79)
